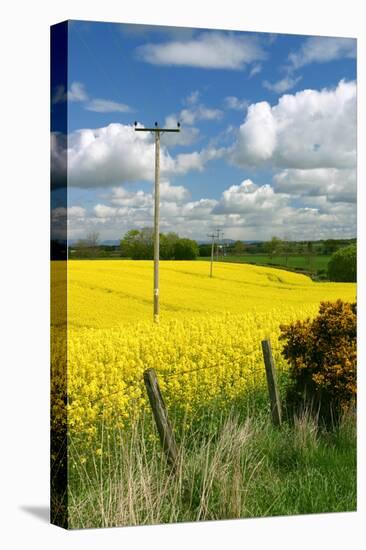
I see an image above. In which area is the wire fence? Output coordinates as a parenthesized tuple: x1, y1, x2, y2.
(52, 341, 286, 436)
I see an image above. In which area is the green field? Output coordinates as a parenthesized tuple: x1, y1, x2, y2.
(199, 254, 330, 274)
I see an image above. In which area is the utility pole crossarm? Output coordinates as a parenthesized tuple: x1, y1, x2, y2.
(135, 128, 180, 132)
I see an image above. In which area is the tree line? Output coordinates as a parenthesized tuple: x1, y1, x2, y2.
(68, 231, 356, 282)
(120, 228, 199, 260)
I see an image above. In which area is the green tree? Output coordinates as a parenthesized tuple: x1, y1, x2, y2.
(74, 232, 100, 258)
(232, 241, 246, 255)
(322, 239, 339, 255)
(199, 244, 212, 257)
(120, 228, 154, 259)
(173, 238, 199, 260)
(328, 244, 357, 282)
(160, 232, 179, 260)
(265, 236, 282, 259)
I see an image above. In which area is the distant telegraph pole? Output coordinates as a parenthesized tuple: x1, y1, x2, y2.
(216, 228, 223, 261)
(135, 121, 180, 323)
(207, 232, 216, 278)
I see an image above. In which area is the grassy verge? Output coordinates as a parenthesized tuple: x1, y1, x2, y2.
(67, 405, 356, 529)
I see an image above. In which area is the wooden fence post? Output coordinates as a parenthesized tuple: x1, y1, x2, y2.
(261, 339, 282, 427)
(143, 368, 179, 467)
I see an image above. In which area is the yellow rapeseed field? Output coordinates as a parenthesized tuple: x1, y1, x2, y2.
(51, 260, 356, 436)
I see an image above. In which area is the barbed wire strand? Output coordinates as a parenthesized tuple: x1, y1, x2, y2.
(53, 357, 286, 433)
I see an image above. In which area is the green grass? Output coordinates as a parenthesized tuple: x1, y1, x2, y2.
(199, 254, 331, 274)
(66, 402, 356, 529)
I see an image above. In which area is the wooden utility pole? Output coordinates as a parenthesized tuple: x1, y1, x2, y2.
(143, 368, 179, 468)
(135, 122, 180, 323)
(216, 228, 221, 262)
(261, 339, 282, 426)
(207, 232, 216, 278)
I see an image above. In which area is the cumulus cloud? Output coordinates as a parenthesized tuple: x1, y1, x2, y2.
(67, 172, 356, 242)
(273, 168, 356, 203)
(110, 181, 189, 206)
(136, 31, 266, 70)
(288, 36, 356, 69)
(231, 80, 356, 169)
(67, 124, 161, 187)
(169, 148, 223, 174)
(263, 75, 302, 94)
(160, 181, 190, 202)
(64, 123, 218, 188)
(213, 179, 289, 215)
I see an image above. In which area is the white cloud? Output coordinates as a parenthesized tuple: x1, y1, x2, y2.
(94, 204, 119, 219)
(224, 96, 248, 111)
(52, 81, 134, 114)
(52, 82, 89, 104)
(110, 181, 189, 206)
(67, 124, 160, 187)
(288, 36, 356, 69)
(67, 172, 356, 242)
(68, 82, 89, 102)
(174, 147, 224, 173)
(213, 179, 289, 215)
(163, 99, 222, 146)
(110, 188, 152, 208)
(85, 99, 133, 113)
(136, 31, 266, 70)
(180, 105, 223, 124)
(165, 101, 222, 131)
(161, 120, 200, 146)
(231, 80, 356, 170)
(65, 123, 217, 188)
(273, 168, 356, 203)
(249, 64, 262, 78)
(233, 101, 277, 163)
(263, 75, 302, 94)
(182, 198, 218, 220)
(185, 90, 200, 105)
(160, 181, 190, 202)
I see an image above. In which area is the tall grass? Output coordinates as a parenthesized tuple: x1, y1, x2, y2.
(67, 407, 356, 529)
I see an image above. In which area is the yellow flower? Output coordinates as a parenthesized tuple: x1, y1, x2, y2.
(50, 260, 355, 438)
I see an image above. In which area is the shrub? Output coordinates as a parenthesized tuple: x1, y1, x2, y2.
(328, 244, 356, 282)
(279, 300, 356, 422)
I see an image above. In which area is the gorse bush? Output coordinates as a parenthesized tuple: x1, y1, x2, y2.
(279, 300, 356, 422)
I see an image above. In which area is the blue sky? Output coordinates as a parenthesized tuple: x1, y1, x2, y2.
(51, 20, 356, 241)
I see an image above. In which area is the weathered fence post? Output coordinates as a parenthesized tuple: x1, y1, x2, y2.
(261, 339, 282, 427)
(143, 368, 179, 467)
